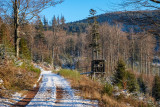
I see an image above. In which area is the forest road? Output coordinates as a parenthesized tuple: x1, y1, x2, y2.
(24, 68, 98, 107)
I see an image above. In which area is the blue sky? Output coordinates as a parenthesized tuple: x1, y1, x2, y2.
(40, 0, 156, 23)
(40, 0, 125, 23)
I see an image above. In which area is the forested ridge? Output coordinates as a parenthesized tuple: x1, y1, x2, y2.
(66, 10, 160, 33)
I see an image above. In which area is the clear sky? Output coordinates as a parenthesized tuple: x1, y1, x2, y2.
(40, 0, 125, 23)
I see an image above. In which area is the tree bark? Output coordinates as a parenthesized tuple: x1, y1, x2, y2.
(51, 46, 54, 67)
(14, 0, 20, 58)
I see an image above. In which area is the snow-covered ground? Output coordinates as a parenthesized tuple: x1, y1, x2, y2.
(0, 92, 25, 107)
(0, 67, 98, 107)
(27, 68, 98, 107)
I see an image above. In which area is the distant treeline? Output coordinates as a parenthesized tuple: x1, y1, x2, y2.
(60, 10, 160, 33)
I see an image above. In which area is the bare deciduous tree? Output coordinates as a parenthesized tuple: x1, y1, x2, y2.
(0, 0, 63, 58)
(120, 0, 160, 34)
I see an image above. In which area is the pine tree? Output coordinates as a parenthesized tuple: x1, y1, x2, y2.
(127, 71, 138, 92)
(0, 24, 6, 44)
(57, 16, 60, 26)
(114, 59, 138, 92)
(114, 59, 127, 88)
(88, 9, 101, 60)
(60, 15, 65, 29)
(52, 15, 57, 32)
(43, 16, 48, 31)
(138, 75, 147, 94)
(51, 15, 57, 67)
(0, 24, 12, 47)
(0, 24, 7, 59)
(20, 38, 31, 60)
(35, 16, 44, 32)
(57, 16, 60, 32)
(152, 75, 160, 101)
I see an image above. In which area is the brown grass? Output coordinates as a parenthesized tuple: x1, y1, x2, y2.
(57, 69, 153, 107)
(13, 79, 41, 106)
(0, 62, 40, 98)
(60, 73, 127, 107)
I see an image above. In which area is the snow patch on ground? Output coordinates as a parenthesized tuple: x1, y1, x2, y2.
(0, 92, 25, 107)
(27, 70, 56, 106)
(27, 68, 98, 107)
(0, 66, 98, 107)
(0, 79, 3, 84)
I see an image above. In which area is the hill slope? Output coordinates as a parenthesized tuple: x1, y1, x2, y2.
(66, 10, 160, 33)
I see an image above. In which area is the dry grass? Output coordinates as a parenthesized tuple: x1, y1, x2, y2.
(119, 97, 150, 107)
(74, 76, 127, 107)
(57, 69, 153, 106)
(56, 69, 127, 107)
(0, 62, 40, 98)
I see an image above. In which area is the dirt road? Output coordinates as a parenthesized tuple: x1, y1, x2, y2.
(26, 68, 98, 107)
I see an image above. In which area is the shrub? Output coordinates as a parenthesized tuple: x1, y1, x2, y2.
(126, 71, 139, 92)
(103, 82, 113, 96)
(43, 56, 51, 64)
(138, 75, 147, 94)
(152, 75, 160, 101)
(20, 61, 41, 74)
(29, 64, 41, 73)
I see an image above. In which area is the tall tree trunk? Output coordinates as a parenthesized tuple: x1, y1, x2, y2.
(140, 49, 142, 73)
(110, 44, 113, 72)
(41, 53, 43, 62)
(102, 37, 104, 59)
(140, 42, 143, 73)
(117, 31, 120, 60)
(51, 46, 54, 68)
(14, 0, 20, 58)
(131, 35, 134, 71)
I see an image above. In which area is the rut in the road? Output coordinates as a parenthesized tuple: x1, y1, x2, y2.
(12, 81, 40, 106)
(55, 86, 72, 104)
(55, 87, 63, 103)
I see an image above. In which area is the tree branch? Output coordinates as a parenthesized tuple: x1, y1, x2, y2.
(150, 0, 160, 3)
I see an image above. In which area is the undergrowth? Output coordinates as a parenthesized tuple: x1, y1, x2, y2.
(55, 69, 151, 106)
(0, 60, 40, 98)
(103, 82, 113, 96)
(54, 69, 126, 107)
(20, 61, 41, 74)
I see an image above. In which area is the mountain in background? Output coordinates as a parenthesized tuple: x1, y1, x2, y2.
(66, 10, 160, 34)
